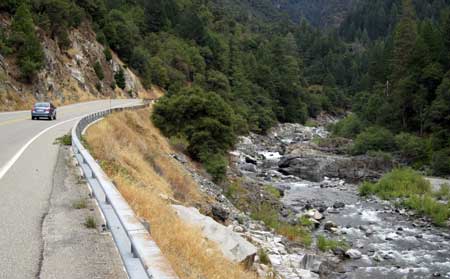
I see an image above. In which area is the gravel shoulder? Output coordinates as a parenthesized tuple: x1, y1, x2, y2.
(39, 146, 126, 279)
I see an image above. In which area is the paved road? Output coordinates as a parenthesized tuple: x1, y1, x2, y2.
(0, 99, 141, 279)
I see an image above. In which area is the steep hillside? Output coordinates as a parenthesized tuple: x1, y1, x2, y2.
(272, 0, 358, 27)
(0, 12, 155, 111)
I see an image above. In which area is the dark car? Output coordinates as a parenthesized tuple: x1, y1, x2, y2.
(31, 102, 57, 120)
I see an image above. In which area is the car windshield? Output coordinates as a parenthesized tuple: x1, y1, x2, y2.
(35, 103, 50, 108)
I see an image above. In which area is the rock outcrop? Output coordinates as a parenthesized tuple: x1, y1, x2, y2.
(278, 152, 393, 182)
(0, 14, 155, 111)
(172, 205, 257, 266)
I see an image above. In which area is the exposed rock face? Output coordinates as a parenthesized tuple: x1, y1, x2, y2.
(278, 153, 393, 182)
(0, 15, 154, 111)
(171, 205, 257, 265)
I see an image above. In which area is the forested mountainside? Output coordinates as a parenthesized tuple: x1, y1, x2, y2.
(332, 0, 450, 177)
(0, 0, 450, 180)
(272, 0, 358, 27)
(0, 1, 155, 111)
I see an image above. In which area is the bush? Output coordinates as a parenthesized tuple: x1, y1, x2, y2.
(114, 68, 126, 89)
(93, 61, 104, 80)
(358, 181, 377, 196)
(403, 194, 450, 226)
(431, 148, 450, 176)
(202, 154, 227, 183)
(395, 133, 428, 165)
(104, 48, 112, 61)
(152, 86, 237, 180)
(434, 184, 450, 201)
(331, 114, 363, 139)
(359, 168, 431, 199)
(317, 235, 349, 252)
(351, 126, 396, 155)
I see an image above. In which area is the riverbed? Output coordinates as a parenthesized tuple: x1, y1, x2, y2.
(233, 122, 450, 279)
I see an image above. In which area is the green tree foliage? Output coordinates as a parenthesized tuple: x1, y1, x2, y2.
(352, 126, 396, 155)
(331, 114, 363, 139)
(93, 61, 104, 80)
(114, 68, 125, 89)
(9, 3, 45, 81)
(153, 86, 237, 181)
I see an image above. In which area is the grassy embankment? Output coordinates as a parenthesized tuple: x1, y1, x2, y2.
(360, 168, 450, 226)
(85, 109, 256, 279)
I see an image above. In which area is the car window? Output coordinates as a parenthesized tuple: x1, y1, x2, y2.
(35, 103, 50, 108)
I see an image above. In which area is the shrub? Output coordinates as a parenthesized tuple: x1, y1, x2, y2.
(104, 48, 112, 61)
(202, 154, 227, 183)
(114, 68, 126, 89)
(431, 148, 450, 176)
(93, 60, 104, 80)
(152, 86, 237, 180)
(403, 194, 450, 226)
(359, 181, 377, 196)
(317, 235, 349, 252)
(435, 184, 450, 201)
(359, 168, 431, 199)
(395, 133, 428, 165)
(331, 114, 363, 139)
(352, 126, 396, 155)
(258, 249, 270, 265)
(265, 185, 281, 199)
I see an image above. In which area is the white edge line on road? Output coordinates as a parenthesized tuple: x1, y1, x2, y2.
(0, 116, 81, 181)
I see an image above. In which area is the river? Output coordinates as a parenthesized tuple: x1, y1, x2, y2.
(232, 121, 450, 279)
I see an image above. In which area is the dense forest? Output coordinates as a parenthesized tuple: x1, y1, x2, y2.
(1, 0, 449, 180)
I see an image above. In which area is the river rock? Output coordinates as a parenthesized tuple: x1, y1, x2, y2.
(324, 221, 338, 231)
(211, 205, 229, 223)
(278, 153, 392, 182)
(333, 202, 345, 209)
(241, 163, 258, 173)
(172, 205, 257, 265)
(345, 249, 362, 259)
(306, 209, 324, 221)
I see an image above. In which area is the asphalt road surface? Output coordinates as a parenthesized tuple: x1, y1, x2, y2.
(0, 99, 141, 279)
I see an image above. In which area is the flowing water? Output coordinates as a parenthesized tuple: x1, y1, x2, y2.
(234, 123, 450, 279)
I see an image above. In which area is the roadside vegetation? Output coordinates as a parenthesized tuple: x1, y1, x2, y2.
(359, 168, 450, 226)
(85, 109, 255, 279)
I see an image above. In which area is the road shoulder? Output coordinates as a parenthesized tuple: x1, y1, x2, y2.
(39, 146, 126, 279)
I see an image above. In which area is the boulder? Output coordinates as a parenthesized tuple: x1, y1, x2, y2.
(300, 254, 324, 273)
(241, 163, 258, 173)
(245, 155, 258, 165)
(333, 202, 345, 209)
(345, 249, 362, 259)
(172, 205, 257, 265)
(324, 221, 338, 232)
(278, 153, 392, 183)
(211, 205, 230, 223)
(306, 209, 324, 221)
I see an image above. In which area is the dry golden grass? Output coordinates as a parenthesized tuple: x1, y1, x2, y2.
(0, 90, 35, 111)
(85, 109, 256, 279)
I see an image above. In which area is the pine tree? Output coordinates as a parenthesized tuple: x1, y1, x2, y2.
(10, 3, 45, 81)
(391, 0, 418, 82)
(114, 68, 126, 90)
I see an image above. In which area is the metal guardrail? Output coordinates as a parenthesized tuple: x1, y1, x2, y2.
(71, 101, 179, 279)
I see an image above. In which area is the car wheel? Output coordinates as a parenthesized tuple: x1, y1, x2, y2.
(31, 116, 34, 120)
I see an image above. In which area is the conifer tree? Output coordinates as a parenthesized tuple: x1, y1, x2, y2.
(10, 3, 45, 81)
